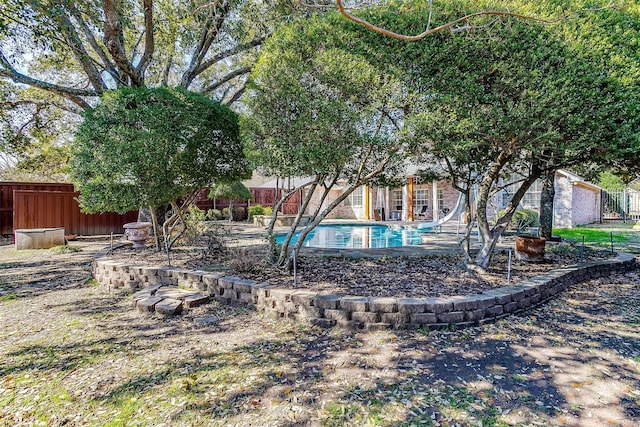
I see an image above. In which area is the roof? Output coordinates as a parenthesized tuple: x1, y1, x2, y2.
(556, 169, 603, 192)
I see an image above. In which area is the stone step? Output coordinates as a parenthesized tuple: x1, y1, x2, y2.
(155, 298, 183, 315)
(133, 285, 211, 315)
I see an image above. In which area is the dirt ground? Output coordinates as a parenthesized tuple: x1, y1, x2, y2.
(0, 236, 639, 426)
(105, 227, 618, 299)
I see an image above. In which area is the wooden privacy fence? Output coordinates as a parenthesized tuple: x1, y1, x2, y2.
(191, 187, 302, 217)
(2, 181, 303, 236)
(13, 190, 138, 236)
(1, 182, 76, 235)
(250, 188, 301, 214)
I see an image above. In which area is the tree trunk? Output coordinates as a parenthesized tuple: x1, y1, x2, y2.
(473, 231, 501, 271)
(539, 170, 555, 239)
(139, 205, 168, 250)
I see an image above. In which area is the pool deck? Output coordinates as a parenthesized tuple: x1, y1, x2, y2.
(222, 219, 517, 259)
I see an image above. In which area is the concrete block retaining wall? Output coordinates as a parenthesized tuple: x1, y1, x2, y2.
(93, 252, 637, 330)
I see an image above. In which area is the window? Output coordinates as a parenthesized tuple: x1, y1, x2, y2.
(345, 186, 363, 207)
(391, 189, 403, 211)
(502, 176, 542, 210)
(521, 180, 542, 209)
(437, 188, 445, 212)
(412, 187, 429, 212)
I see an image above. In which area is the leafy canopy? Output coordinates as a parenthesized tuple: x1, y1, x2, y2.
(242, 15, 408, 184)
(71, 86, 249, 214)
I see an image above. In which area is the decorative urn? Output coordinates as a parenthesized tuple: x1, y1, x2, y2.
(123, 222, 152, 249)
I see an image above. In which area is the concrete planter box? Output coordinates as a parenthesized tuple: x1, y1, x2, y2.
(14, 227, 65, 250)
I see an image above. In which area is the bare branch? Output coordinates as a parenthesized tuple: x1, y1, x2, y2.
(190, 36, 266, 81)
(0, 99, 83, 116)
(0, 51, 95, 109)
(102, 0, 142, 86)
(161, 54, 173, 86)
(53, 12, 107, 91)
(202, 66, 251, 93)
(67, 2, 120, 84)
(325, 0, 616, 41)
(181, 0, 232, 88)
(223, 83, 246, 105)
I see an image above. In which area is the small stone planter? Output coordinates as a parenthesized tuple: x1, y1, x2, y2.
(123, 222, 152, 249)
(515, 235, 546, 262)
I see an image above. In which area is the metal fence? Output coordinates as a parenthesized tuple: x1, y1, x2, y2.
(602, 189, 640, 222)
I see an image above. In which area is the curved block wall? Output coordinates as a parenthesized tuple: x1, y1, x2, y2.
(93, 252, 636, 330)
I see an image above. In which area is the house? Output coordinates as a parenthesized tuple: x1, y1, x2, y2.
(254, 175, 463, 223)
(254, 169, 604, 229)
(551, 170, 602, 228)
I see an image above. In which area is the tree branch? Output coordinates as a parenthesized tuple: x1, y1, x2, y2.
(190, 36, 266, 80)
(68, 3, 121, 84)
(0, 52, 95, 109)
(328, 0, 615, 41)
(202, 66, 251, 93)
(223, 83, 246, 105)
(180, 0, 232, 88)
(53, 11, 107, 92)
(102, 0, 142, 86)
(0, 99, 83, 116)
(135, 0, 155, 77)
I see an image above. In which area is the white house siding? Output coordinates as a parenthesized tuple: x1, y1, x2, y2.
(305, 187, 365, 220)
(553, 174, 573, 228)
(552, 173, 601, 228)
(304, 181, 461, 221)
(571, 185, 601, 226)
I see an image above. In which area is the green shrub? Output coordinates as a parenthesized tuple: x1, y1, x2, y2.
(247, 205, 274, 218)
(248, 204, 265, 218)
(498, 208, 539, 232)
(207, 209, 224, 220)
(222, 206, 246, 221)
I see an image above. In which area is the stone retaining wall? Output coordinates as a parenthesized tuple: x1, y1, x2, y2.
(93, 252, 636, 330)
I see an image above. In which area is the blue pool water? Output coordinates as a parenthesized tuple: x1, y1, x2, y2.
(275, 224, 428, 249)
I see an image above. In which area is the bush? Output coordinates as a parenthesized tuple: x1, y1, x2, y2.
(235, 207, 246, 220)
(178, 205, 207, 245)
(249, 205, 264, 219)
(499, 208, 539, 232)
(207, 209, 224, 220)
(247, 204, 274, 218)
(222, 206, 246, 221)
(228, 247, 264, 273)
(248, 204, 265, 218)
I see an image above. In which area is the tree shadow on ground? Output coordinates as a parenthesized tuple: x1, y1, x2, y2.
(2, 243, 638, 426)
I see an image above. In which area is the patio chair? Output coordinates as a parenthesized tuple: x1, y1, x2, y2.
(414, 205, 428, 220)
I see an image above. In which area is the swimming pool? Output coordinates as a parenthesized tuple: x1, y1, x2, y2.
(275, 224, 429, 249)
